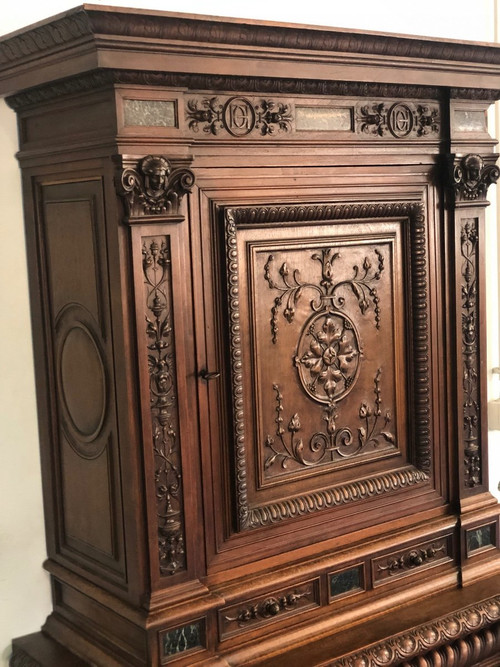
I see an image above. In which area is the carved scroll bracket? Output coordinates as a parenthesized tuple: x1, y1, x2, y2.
(451, 153, 499, 203)
(116, 154, 194, 222)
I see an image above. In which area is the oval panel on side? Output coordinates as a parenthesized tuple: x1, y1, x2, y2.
(60, 322, 106, 445)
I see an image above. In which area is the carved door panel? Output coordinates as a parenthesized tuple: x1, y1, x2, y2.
(216, 202, 431, 536)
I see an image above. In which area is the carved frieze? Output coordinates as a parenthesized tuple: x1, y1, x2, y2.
(186, 95, 439, 139)
(355, 101, 439, 138)
(142, 237, 185, 575)
(453, 153, 499, 201)
(186, 96, 293, 136)
(335, 597, 500, 666)
(117, 155, 194, 219)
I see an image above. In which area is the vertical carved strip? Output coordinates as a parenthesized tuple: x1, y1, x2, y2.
(409, 203, 432, 473)
(461, 220, 481, 488)
(224, 210, 249, 530)
(142, 236, 186, 575)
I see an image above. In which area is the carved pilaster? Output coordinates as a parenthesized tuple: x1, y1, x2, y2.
(460, 220, 481, 488)
(142, 237, 185, 576)
(449, 154, 498, 493)
(117, 155, 194, 221)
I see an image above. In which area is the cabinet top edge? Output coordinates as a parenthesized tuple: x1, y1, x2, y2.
(2, 4, 500, 100)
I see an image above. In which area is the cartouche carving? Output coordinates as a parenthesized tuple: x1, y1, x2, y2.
(376, 542, 446, 576)
(453, 153, 499, 201)
(461, 220, 481, 487)
(355, 101, 439, 138)
(336, 597, 500, 666)
(265, 369, 395, 470)
(118, 155, 194, 218)
(186, 96, 293, 137)
(143, 238, 185, 575)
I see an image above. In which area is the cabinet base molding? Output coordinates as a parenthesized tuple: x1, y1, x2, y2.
(10, 576, 500, 666)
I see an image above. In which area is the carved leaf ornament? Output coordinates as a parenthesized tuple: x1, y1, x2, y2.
(263, 246, 394, 470)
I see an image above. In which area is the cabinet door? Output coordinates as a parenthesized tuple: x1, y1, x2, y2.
(211, 202, 435, 549)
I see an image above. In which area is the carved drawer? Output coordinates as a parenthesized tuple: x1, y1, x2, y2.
(372, 534, 453, 585)
(218, 579, 320, 640)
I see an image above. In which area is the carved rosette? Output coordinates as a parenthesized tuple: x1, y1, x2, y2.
(117, 155, 194, 219)
(453, 153, 500, 202)
(336, 597, 500, 666)
(142, 237, 185, 575)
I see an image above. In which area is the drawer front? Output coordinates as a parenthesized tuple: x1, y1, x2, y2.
(218, 579, 320, 640)
(372, 534, 453, 584)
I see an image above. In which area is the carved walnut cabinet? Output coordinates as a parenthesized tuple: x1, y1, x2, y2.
(2, 6, 500, 666)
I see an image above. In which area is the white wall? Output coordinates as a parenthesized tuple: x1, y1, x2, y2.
(0, 1, 498, 665)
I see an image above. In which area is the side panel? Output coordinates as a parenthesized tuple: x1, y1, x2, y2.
(37, 179, 126, 583)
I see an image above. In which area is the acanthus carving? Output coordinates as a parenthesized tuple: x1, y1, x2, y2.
(461, 220, 481, 487)
(453, 154, 499, 201)
(355, 102, 439, 138)
(264, 247, 384, 345)
(376, 542, 446, 576)
(225, 201, 431, 530)
(335, 597, 500, 666)
(117, 155, 194, 219)
(186, 96, 293, 137)
(143, 238, 185, 576)
(265, 370, 395, 470)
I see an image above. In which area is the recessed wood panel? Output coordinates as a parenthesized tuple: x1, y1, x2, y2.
(40, 179, 126, 580)
(219, 202, 431, 533)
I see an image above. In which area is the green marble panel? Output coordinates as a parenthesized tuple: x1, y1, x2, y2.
(329, 565, 362, 599)
(124, 99, 176, 127)
(467, 524, 494, 553)
(161, 621, 204, 658)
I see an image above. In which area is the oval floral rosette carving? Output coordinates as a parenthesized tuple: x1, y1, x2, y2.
(295, 311, 360, 404)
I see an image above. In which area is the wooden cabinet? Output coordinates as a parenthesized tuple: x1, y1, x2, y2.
(1, 7, 500, 665)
